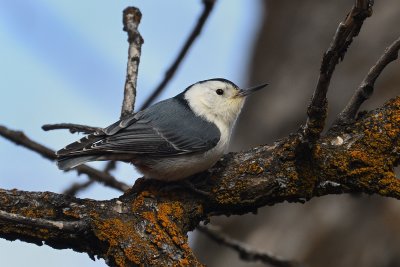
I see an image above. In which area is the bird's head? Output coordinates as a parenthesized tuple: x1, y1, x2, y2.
(183, 78, 267, 127)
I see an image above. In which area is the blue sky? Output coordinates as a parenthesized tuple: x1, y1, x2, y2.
(0, 0, 262, 265)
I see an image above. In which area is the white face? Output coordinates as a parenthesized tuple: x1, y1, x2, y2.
(184, 80, 246, 127)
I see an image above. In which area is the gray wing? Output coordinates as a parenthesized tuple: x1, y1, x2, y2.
(57, 98, 221, 158)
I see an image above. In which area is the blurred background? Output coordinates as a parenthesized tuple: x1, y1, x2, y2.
(1, 0, 399, 266)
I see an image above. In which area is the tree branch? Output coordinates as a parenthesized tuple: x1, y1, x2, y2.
(0, 125, 129, 192)
(1, 96, 399, 265)
(303, 0, 373, 142)
(120, 7, 143, 119)
(3, 2, 400, 266)
(0, 210, 89, 233)
(63, 161, 117, 196)
(42, 123, 101, 134)
(62, 180, 95, 196)
(138, 0, 216, 110)
(197, 225, 299, 267)
(335, 36, 400, 125)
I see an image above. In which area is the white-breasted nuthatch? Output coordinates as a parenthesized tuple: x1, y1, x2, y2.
(56, 78, 267, 181)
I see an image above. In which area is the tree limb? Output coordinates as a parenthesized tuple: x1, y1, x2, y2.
(120, 7, 143, 119)
(138, 0, 216, 110)
(0, 125, 130, 192)
(1, 96, 399, 265)
(303, 0, 373, 142)
(62, 180, 95, 196)
(197, 225, 299, 267)
(335, 36, 400, 125)
(42, 123, 101, 134)
(0, 210, 89, 233)
(63, 161, 117, 196)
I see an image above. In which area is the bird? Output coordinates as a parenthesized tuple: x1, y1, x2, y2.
(56, 78, 267, 181)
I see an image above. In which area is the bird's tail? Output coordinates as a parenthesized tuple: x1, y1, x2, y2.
(56, 133, 103, 170)
(57, 155, 100, 170)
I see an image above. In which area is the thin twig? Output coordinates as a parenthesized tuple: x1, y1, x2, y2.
(198, 225, 300, 267)
(335, 36, 400, 125)
(0, 125, 129, 192)
(63, 161, 117, 196)
(42, 123, 101, 134)
(303, 0, 373, 142)
(121, 7, 143, 119)
(0, 210, 89, 233)
(63, 180, 95, 196)
(139, 0, 216, 110)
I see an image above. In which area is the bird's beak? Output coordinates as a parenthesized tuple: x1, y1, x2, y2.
(236, 82, 268, 97)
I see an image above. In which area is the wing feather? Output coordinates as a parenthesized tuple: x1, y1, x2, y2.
(57, 98, 220, 158)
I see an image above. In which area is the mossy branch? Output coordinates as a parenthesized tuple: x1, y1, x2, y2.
(0, 96, 399, 266)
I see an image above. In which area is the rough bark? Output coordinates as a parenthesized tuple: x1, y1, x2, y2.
(1, 96, 399, 266)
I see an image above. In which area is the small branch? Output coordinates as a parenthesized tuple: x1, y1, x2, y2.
(42, 123, 101, 134)
(303, 0, 373, 142)
(0, 125, 129, 192)
(139, 0, 216, 110)
(0, 210, 89, 233)
(120, 7, 143, 119)
(103, 160, 117, 173)
(335, 36, 400, 125)
(63, 161, 117, 196)
(198, 225, 300, 267)
(63, 180, 95, 196)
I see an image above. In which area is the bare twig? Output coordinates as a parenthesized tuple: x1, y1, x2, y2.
(0, 210, 89, 233)
(139, 0, 216, 110)
(303, 0, 373, 142)
(0, 125, 129, 192)
(63, 180, 95, 196)
(198, 225, 300, 267)
(335, 36, 400, 125)
(42, 123, 101, 134)
(63, 161, 117, 196)
(121, 7, 143, 119)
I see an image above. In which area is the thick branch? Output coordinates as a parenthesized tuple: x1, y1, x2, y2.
(303, 0, 373, 142)
(120, 7, 143, 119)
(0, 125, 129, 192)
(336, 37, 400, 125)
(139, 0, 216, 110)
(1, 97, 398, 266)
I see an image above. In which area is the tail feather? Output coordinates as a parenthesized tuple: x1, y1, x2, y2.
(57, 155, 99, 170)
(56, 133, 105, 170)
(57, 134, 103, 156)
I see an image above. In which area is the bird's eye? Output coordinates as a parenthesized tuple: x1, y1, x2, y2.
(216, 89, 224, 95)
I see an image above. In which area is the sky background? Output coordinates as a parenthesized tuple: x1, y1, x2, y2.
(0, 0, 262, 265)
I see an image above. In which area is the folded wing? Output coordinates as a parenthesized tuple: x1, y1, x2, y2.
(56, 98, 221, 169)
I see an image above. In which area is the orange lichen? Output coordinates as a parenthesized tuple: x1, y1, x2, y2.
(93, 216, 152, 266)
(15, 208, 56, 219)
(244, 162, 264, 175)
(62, 208, 81, 219)
(349, 150, 371, 164)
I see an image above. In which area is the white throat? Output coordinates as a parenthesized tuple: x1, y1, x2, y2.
(184, 85, 245, 153)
